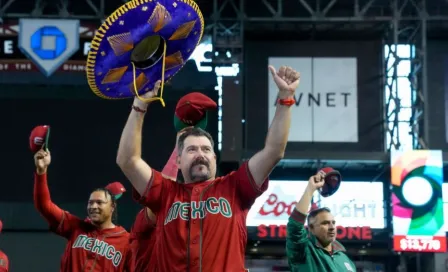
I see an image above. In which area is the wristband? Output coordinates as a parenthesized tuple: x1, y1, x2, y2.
(132, 105, 147, 113)
(277, 98, 296, 107)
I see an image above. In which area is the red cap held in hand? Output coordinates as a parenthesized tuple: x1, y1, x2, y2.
(174, 92, 217, 132)
(105, 182, 126, 200)
(29, 125, 50, 153)
(318, 167, 342, 198)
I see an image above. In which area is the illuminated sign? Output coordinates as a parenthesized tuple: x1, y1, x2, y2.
(246, 180, 385, 229)
(30, 26, 67, 60)
(19, 19, 79, 76)
(257, 225, 373, 240)
(0, 23, 93, 73)
(441, 184, 448, 231)
(391, 150, 446, 253)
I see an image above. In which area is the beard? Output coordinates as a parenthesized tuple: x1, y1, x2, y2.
(188, 157, 211, 182)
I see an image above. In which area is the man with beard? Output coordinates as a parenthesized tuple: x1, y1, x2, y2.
(117, 65, 299, 271)
(129, 93, 215, 271)
(33, 146, 131, 271)
(0, 220, 8, 272)
(286, 171, 355, 272)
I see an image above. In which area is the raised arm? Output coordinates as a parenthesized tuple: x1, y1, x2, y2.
(286, 172, 325, 264)
(33, 149, 64, 226)
(116, 82, 161, 195)
(248, 66, 300, 186)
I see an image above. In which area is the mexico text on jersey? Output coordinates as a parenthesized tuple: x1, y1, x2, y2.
(164, 197, 232, 225)
(72, 234, 123, 267)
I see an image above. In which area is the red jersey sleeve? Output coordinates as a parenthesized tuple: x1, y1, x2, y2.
(130, 209, 155, 240)
(0, 250, 8, 272)
(229, 161, 269, 208)
(34, 173, 82, 239)
(132, 170, 175, 213)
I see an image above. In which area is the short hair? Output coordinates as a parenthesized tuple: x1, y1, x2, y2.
(307, 207, 331, 226)
(177, 127, 214, 154)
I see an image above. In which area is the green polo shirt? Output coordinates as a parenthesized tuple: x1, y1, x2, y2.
(286, 209, 356, 272)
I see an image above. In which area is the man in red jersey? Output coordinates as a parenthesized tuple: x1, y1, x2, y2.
(129, 92, 215, 271)
(33, 146, 131, 271)
(0, 220, 9, 272)
(117, 65, 299, 271)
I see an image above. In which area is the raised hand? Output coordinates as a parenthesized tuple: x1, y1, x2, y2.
(307, 171, 325, 192)
(34, 147, 51, 175)
(268, 65, 300, 99)
(134, 80, 162, 107)
(141, 80, 161, 100)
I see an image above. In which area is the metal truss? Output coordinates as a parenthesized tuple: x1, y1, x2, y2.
(208, 0, 448, 150)
(211, 0, 448, 22)
(208, 0, 245, 66)
(384, 0, 429, 151)
(0, 0, 106, 21)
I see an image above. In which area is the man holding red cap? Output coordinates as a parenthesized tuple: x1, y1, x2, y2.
(117, 64, 299, 271)
(31, 128, 132, 271)
(0, 220, 9, 272)
(286, 171, 354, 272)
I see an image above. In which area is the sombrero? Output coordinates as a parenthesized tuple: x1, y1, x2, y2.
(86, 0, 204, 106)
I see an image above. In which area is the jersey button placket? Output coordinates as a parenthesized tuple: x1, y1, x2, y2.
(189, 186, 201, 270)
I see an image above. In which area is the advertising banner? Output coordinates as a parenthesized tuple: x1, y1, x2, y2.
(247, 180, 385, 229)
(391, 150, 446, 253)
(0, 22, 94, 73)
(18, 19, 80, 77)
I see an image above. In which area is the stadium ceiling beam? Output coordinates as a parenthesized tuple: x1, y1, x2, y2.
(0, 0, 106, 20)
(211, 0, 448, 22)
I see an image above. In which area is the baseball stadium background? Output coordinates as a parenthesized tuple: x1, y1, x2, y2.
(0, 0, 448, 271)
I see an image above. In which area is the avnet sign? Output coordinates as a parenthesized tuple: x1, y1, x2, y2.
(268, 57, 359, 143)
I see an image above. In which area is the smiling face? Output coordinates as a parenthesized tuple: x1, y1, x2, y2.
(308, 210, 336, 247)
(87, 190, 114, 225)
(178, 135, 217, 183)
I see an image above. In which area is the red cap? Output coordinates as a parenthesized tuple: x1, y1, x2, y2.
(29, 125, 50, 153)
(318, 167, 342, 198)
(105, 182, 126, 199)
(174, 92, 217, 131)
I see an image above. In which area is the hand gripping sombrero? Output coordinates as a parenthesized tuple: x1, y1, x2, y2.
(86, 0, 204, 106)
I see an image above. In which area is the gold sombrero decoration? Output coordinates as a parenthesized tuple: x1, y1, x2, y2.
(86, 0, 204, 106)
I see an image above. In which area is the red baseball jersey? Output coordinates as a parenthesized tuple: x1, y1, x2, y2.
(0, 250, 8, 272)
(55, 213, 131, 272)
(134, 161, 268, 271)
(129, 208, 157, 271)
(34, 173, 132, 272)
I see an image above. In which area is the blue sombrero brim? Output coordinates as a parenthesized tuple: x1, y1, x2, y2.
(86, 0, 204, 100)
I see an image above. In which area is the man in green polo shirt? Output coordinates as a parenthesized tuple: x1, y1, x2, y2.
(286, 171, 356, 272)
